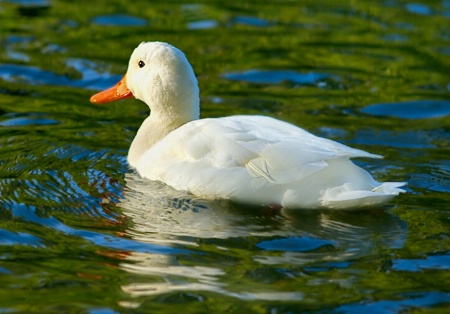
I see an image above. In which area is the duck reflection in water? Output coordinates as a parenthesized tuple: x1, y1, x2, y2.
(109, 172, 406, 302)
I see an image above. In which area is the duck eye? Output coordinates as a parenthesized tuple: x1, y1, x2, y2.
(138, 60, 145, 68)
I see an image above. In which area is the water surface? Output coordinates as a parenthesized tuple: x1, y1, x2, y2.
(0, 0, 449, 313)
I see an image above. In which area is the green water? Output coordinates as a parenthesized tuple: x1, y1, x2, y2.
(0, 0, 449, 313)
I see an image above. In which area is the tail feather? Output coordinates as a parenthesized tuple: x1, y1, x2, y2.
(372, 182, 407, 194)
(321, 181, 406, 210)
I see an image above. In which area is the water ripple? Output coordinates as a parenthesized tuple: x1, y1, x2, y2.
(9, 204, 187, 255)
(119, 173, 407, 271)
(0, 228, 44, 247)
(0, 113, 59, 127)
(361, 100, 450, 119)
(392, 253, 450, 272)
(0, 60, 121, 91)
(406, 3, 432, 15)
(91, 14, 147, 27)
(328, 292, 450, 313)
(187, 20, 218, 30)
(231, 16, 270, 27)
(223, 69, 335, 86)
(350, 129, 439, 149)
(256, 236, 335, 252)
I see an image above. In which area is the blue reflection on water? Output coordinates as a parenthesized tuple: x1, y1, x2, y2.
(382, 33, 409, 42)
(0, 61, 122, 91)
(0, 229, 44, 247)
(223, 69, 332, 85)
(92, 14, 147, 26)
(328, 292, 450, 314)
(361, 100, 450, 119)
(304, 261, 351, 272)
(4, 0, 50, 6)
(393, 254, 450, 271)
(10, 204, 189, 255)
(188, 20, 218, 30)
(256, 236, 335, 252)
(4, 35, 35, 44)
(232, 16, 270, 27)
(0, 64, 73, 86)
(0, 113, 59, 127)
(350, 129, 439, 149)
(0, 267, 12, 275)
(405, 3, 432, 15)
(409, 164, 450, 193)
(6, 50, 30, 62)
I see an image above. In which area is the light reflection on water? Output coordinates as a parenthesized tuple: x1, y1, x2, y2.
(0, 113, 59, 127)
(9, 203, 188, 255)
(223, 69, 335, 86)
(361, 100, 450, 119)
(91, 14, 148, 27)
(0, 60, 122, 90)
(110, 172, 408, 300)
(331, 292, 450, 313)
(0, 0, 450, 312)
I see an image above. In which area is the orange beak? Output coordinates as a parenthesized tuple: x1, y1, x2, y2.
(90, 74, 133, 104)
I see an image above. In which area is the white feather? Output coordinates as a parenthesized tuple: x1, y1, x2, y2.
(93, 42, 406, 209)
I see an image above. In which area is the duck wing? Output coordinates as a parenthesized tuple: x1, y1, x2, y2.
(136, 115, 381, 189)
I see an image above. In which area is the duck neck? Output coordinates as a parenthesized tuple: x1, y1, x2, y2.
(127, 107, 199, 168)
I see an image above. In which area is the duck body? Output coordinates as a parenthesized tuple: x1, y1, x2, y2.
(133, 115, 403, 209)
(91, 41, 405, 209)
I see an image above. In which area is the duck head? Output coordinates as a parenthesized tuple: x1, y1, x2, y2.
(90, 42, 200, 123)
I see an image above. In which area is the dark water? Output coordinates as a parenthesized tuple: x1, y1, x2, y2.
(0, 0, 449, 313)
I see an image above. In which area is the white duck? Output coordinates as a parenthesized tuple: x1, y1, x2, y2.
(90, 41, 405, 209)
